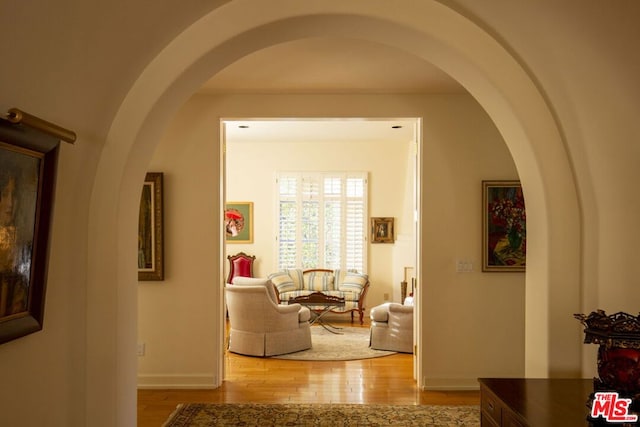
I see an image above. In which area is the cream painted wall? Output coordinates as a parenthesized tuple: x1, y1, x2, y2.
(137, 92, 524, 388)
(136, 99, 221, 388)
(420, 95, 525, 387)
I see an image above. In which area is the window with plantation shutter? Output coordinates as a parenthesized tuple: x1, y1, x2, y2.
(276, 172, 368, 272)
(277, 176, 298, 268)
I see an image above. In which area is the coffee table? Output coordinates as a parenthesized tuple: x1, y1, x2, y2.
(288, 292, 346, 334)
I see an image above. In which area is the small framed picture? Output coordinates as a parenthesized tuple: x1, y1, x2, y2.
(224, 202, 253, 244)
(371, 217, 394, 244)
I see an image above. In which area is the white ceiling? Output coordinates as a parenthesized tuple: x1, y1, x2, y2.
(224, 118, 418, 144)
(203, 37, 466, 143)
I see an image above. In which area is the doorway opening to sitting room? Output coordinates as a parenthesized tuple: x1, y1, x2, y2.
(221, 117, 421, 385)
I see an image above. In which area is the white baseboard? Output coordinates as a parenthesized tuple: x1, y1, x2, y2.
(137, 374, 217, 389)
(421, 377, 480, 391)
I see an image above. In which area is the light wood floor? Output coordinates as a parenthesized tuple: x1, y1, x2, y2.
(137, 320, 479, 426)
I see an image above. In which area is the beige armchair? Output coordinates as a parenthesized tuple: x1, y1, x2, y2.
(369, 302, 413, 353)
(225, 277, 312, 356)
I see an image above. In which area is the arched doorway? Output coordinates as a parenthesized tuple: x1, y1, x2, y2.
(87, 2, 581, 424)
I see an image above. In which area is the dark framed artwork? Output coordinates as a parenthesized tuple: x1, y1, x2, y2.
(0, 110, 72, 344)
(138, 172, 164, 281)
(371, 217, 394, 243)
(224, 202, 253, 244)
(482, 180, 526, 272)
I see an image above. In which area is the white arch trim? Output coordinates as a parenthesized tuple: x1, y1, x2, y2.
(87, 1, 581, 424)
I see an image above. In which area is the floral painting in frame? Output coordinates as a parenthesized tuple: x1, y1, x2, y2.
(482, 180, 526, 272)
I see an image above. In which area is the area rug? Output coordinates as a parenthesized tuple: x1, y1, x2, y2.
(163, 403, 480, 426)
(270, 326, 396, 361)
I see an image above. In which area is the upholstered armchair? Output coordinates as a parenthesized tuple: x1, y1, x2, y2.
(369, 302, 413, 353)
(225, 277, 312, 357)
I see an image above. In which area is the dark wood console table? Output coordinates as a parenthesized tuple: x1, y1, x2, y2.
(479, 378, 594, 426)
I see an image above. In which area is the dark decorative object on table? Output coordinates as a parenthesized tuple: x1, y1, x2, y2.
(575, 310, 640, 426)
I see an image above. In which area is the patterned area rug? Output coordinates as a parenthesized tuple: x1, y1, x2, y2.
(270, 326, 396, 361)
(163, 403, 481, 426)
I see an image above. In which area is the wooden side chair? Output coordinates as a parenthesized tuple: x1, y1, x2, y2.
(226, 252, 256, 284)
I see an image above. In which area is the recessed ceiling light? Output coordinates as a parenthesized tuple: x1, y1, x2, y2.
(392, 125, 402, 129)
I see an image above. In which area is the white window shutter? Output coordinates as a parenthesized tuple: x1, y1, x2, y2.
(276, 172, 367, 272)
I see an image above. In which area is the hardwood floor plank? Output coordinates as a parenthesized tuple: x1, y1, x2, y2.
(137, 320, 479, 426)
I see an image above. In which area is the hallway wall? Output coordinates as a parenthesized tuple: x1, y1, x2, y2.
(138, 93, 524, 389)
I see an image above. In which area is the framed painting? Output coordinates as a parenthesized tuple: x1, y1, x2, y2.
(0, 110, 70, 344)
(482, 180, 526, 272)
(225, 202, 253, 244)
(138, 172, 164, 281)
(371, 217, 394, 243)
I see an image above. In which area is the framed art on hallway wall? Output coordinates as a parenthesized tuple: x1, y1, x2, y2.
(225, 201, 253, 244)
(482, 180, 526, 272)
(138, 172, 164, 281)
(0, 110, 72, 344)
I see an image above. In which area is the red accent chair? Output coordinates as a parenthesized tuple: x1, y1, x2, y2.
(226, 252, 256, 284)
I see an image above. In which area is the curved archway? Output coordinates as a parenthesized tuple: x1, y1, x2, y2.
(87, 2, 581, 423)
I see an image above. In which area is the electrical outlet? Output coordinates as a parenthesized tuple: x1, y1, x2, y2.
(137, 342, 145, 356)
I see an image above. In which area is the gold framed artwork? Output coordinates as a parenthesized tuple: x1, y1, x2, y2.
(225, 201, 253, 244)
(138, 172, 164, 281)
(482, 180, 526, 272)
(0, 110, 72, 344)
(371, 217, 394, 243)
